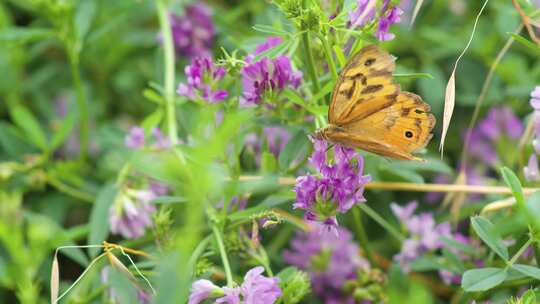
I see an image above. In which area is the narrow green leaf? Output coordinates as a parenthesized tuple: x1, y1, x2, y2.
(0, 27, 55, 43)
(252, 24, 290, 36)
(261, 151, 277, 173)
(409, 256, 448, 272)
(500, 167, 525, 208)
(508, 32, 540, 55)
(88, 184, 117, 257)
(311, 81, 334, 103)
(150, 196, 187, 204)
(461, 268, 507, 292)
(74, 1, 97, 43)
(471, 216, 508, 260)
(9, 105, 48, 151)
(440, 236, 475, 255)
(525, 191, 540, 231)
(512, 264, 540, 281)
(51, 114, 75, 151)
(332, 44, 346, 68)
(393, 72, 433, 79)
(278, 130, 308, 171)
(141, 108, 164, 131)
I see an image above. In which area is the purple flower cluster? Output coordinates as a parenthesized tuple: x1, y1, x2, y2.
(524, 86, 540, 181)
(390, 201, 451, 272)
(283, 226, 369, 303)
(169, 4, 215, 58)
(468, 106, 523, 166)
(125, 127, 171, 150)
(109, 187, 160, 239)
(293, 139, 370, 233)
(240, 37, 302, 107)
(177, 57, 228, 103)
(189, 266, 281, 304)
(245, 126, 291, 165)
(349, 0, 403, 41)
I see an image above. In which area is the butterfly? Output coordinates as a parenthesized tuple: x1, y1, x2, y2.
(315, 45, 436, 161)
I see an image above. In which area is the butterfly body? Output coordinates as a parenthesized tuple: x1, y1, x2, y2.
(315, 45, 435, 162)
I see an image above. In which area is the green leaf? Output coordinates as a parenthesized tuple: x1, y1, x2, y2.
(261, 151, 277, 173)
(525, 191, 540, 231)
(512, 264, 540, 280)
(409, 256, 448, 272)
(521, 289, 536, 304)
(252, 24, 290, 36)
(51, 114, 75, 151)
(470, 216, 508, 260)
(0, 122, 33, 157)
(393, 73, 434, 79)
(9, 105, 48, 151)
(88, 184, 117, 257)
(109, 265, 139, 304)
(500, 167, 525, 208)
(442, 248, 465, 273)
(311, 81, 334, 103)
(74, 1, 97, 43)
(141, 108, 164, 131)
(150, 196, 187, 204)
(332, 44, 346, 68)
(461, 268, 507, 292)
(278, 130, 308, 171)
(508, 33, 540, 55)
(440, 236, 475, 255)
(0, 27, 55, 44)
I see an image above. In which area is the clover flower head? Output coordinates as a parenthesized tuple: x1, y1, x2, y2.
(293, 138, 371, 232)
(177, 56, 228, 103)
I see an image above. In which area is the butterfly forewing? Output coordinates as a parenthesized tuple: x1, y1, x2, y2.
(324, 45, 436, 161)
(329, 45, 399, 125)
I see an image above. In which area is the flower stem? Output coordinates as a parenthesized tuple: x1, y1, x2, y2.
(301, 32, 321, 97)
(156, 0, 178, 145)
(69, 53, 89, 161)
(507, 237, 533, 266)
(318, 34, 338, 81)
(351, 206, 375, 265)
(357, 203, 405, 241)
(211, 224, 234, 287)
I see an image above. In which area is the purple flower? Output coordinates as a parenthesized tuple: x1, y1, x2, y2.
(531, 86, 540, 110)
(109, 188, 157, 239)
(169, 4, 214, 58)
(349, 0, 376, 28)
(264, 127, 291, 157)
(188, 280, 221, 304)
(284, 226, 369, 303)
(190, 267, 281, 304)
(376, 3, 403, 41)
(391, 201, 452, 272)
(293, 138, 371, 231)
(240, 54, 302, 106)
(125, 127, 145, 149)
(468, 106, 523, 166)
(177, 56, 228, 103)
(253, 36, 283, 57)
(151, 128, 171, 149)
(240, 266, 282, 304)
(349, 0, 402, 41)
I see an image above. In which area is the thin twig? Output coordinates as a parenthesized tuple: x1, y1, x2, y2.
(237, 175, 540, 194)
(512, 0, 540, 47)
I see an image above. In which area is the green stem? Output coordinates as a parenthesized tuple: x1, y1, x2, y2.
(212, 224, 234, 287)
(318, 34, 338, 81)
(69, 53, 89, 161)
(156, 0, 178, 145)
(507, 237, 533, 266)
(351, 207, 375, 265)
(47, 176, 95, 203)
(357, 203, 405, 242)
(301, 32, 321, 97)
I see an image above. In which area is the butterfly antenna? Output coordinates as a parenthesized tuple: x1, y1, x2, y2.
(326, 144, 335, 152)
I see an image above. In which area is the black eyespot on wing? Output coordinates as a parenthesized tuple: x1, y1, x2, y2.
(364, 58, 376, 66)
(405, 131, 413, 138)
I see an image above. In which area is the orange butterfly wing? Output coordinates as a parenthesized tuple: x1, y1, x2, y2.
(324, 45, 435, 161)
